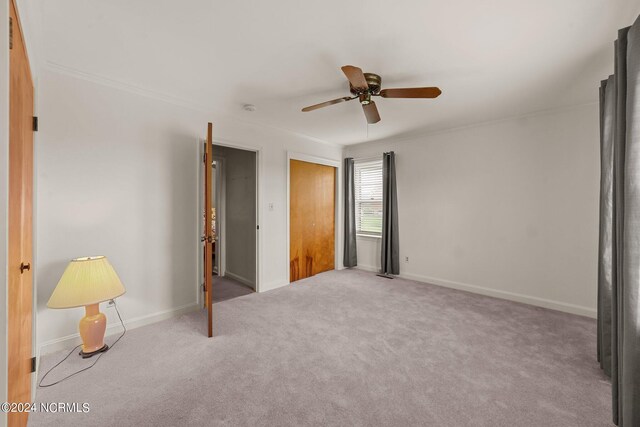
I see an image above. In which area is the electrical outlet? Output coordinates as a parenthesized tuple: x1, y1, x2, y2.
(268, 203, 274, 211)
(404, 256, 409, 262)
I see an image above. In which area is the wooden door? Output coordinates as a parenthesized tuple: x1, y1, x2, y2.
(203, 123, 214, 337)
(8, 0, 34, 425)
(290, 160, 335, 282)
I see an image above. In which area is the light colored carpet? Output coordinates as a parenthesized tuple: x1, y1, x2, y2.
(30, 269, 610, 426)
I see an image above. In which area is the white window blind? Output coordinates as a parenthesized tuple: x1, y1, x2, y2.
(354, 159, 383, 236)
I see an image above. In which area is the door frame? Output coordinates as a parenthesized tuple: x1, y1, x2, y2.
(286, 152, 341, 284)
(196, 137, 261, 301)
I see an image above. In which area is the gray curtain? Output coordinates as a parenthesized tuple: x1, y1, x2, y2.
(343, 158, 357, 267)
(598, 75, 615, 378)
(381, 152, 399, 275)
(620, 20, 640, 426)
(598, 17, 640, 426)
(612, 28, 629, 426)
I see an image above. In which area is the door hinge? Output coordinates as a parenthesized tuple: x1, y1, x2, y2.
(30, 356, 36, 373)
(9, 17, 13, 50)
(33, 116, 38, 132)
(257, 225, 259, 230)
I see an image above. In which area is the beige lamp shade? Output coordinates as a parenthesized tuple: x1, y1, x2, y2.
(47, 256, 126, 309)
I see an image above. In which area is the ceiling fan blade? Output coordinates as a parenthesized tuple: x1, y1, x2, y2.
(341, 65, 369, 92)
(362, 101, 381, 124)
(301, 96, 354, 112)
(379, 87, 442, 99)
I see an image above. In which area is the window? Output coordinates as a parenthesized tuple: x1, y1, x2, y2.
(354, 159, 383, 236)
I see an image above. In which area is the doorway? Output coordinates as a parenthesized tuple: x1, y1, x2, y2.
(211, 160, 220, 275)
(210, 145, 258, 302)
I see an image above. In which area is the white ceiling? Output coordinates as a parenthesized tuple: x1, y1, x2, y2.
(40, 0, 639, 145)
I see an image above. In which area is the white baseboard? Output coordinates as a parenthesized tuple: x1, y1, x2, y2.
(259, 280, 289, 293)
(355, 267, 596, 318)
(223, 271, 255, 289)
(38, 302, 200, 357)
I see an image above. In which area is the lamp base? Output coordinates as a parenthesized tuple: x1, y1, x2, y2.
(79, 303, 107, 356)
(79, 344, 109, 359)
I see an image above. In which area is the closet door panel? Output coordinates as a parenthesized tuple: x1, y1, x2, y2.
(290, 160, 335, 282)
(313, 164, 335, 275)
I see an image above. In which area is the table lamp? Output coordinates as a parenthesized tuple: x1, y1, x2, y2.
(47, 256, 126, 358)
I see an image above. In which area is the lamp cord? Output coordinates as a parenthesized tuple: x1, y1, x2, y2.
(38, 300, 127, 388)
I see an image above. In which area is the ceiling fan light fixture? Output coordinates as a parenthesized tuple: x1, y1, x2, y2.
(359, 93, 371, 105)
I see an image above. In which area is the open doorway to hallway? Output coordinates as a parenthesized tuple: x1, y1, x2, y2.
(210, 145, 258, 302)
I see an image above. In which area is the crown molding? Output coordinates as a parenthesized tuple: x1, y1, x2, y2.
(44, 60, 212, 112)
(44, 60, 594, 151)
(346, 100, 599, 149)
(42, 60, 341, 148)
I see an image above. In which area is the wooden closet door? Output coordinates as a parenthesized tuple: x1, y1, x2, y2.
(290, 160, 335, 282)
(8, 0, 34, 425)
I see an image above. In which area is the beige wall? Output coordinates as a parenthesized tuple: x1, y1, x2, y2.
(36, 68, 343, 353)
(345, 104, 599, 317)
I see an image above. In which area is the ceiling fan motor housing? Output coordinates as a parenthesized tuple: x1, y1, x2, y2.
(350, 72, 382, 95)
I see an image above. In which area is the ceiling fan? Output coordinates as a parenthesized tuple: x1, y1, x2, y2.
(301, 65, 441, 124)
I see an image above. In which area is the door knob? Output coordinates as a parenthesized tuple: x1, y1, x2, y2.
(20, 262, 30, 274)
